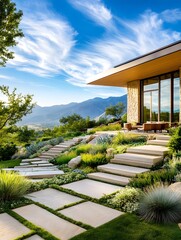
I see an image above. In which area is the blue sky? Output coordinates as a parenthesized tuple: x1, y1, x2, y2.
(0, 0, 181, 106)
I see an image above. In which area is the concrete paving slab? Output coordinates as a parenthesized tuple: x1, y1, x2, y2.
(14, 204, 85, 240)
(0, 213, 30, 240)
(60, 201, 123, 227)
(25, 235, 44, 240)
(62, 179, 122, 199)
(20, 170, 64, 179)
(25, 188, 82, 209)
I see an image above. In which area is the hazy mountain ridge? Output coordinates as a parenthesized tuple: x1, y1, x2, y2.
(18, 95, 127, 127)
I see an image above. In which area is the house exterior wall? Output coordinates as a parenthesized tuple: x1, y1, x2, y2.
(127, 80, 140, 123)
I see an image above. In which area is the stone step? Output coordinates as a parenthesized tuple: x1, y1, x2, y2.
(38, 155, 51, 159)
(40, 152, 59, 156)
(156, 135, 170, 141)
(88, 172, 130, 186)
(50, 146, 66, 149)
(127, 145, 168, 156)
(31, 160, 49, 165)
(147, 139, 169, 146)
(54, 145, 69, 148)
(14, 166, 58, 171)
(47, 149, 64, 153)
(20, 162, 30, 166)
(21, 158, 42, 163)
(18, 163, 53, 168)
(111, 153, 163, 168)
(97, 163, 149, 177)
(20, 170, 64, 179)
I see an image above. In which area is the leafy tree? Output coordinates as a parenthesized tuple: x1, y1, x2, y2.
(60, 114, 83, 125)
(105, 102, 125, 120)
(0, 85, 35, 130)
(0, 0, 23, 66)
(18, 126, 36, 143)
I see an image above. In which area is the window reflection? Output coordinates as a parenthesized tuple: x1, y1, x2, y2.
(160, 76, 171, 122)
(142, 71, 180, 123)
(173, 72, 180, 122)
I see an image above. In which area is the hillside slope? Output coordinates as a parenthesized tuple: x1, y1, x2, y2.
(19, 94, 127, 127)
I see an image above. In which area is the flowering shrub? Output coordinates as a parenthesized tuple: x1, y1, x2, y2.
(107, 187, 142, 213)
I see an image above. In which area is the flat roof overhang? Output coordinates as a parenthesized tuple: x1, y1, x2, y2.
(88, 40, 181, 87)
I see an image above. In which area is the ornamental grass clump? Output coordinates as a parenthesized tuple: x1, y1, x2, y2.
(0, 171, 30, 202)
(139, 185, 181, 224)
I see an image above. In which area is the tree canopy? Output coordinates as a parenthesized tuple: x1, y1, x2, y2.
(0, 86, 35, 130)
(105, 102, 125, 120)
(60, 114, 83, 125)
(0, 0, 23, 66)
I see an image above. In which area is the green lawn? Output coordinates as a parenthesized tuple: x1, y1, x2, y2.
(71, 214, 181, 240)
(0, 159, 21, 169)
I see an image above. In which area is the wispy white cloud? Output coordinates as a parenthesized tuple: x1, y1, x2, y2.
(161, 9, 181, 22)
(68, 0, 114, 29)
(8, 2, 181, 91)
(63, 9, 181, 87)
(0, 75, 13, 80)
(9, 4, 77, 77)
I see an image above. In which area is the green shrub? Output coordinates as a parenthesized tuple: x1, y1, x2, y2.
(0, 143, 17, 161)
(89, 144, 108, 154)
(112, 133, 146, 145)
(175, 162, 181, 171)
(102, 187, 142, 213)
(81, 153, 108, 167)
(90, 124, 121, 133)
(0, 171, 30, 202)
(129, 169, 176, 189)
(169, 127, 181, 153)
(175, 173, 181, 182)
(75, 144, 92, 155)
(55, 151, 77, 165)
(96, 135, 112, 145)
(139, 185, 181, 224)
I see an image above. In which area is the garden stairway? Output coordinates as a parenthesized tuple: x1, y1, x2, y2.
(88, 134, 170, 186)
(7, 137, 83, 179)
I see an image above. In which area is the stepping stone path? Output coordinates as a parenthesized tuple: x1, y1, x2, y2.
(59, 201, 123, 227)
(62, 179, 123, 199)
(13, 204, 86, 240)
(25, 188, 83, 210)
(5, 136, 93, 179)
(88, 134, 170, 186)
(25, 235, 43, 240)
(0, 213, 30, 240)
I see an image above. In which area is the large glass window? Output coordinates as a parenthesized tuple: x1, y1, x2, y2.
(173, 72, 180, 122)
(160, 74, 171, 122)
(143, 77, 159, 122)
(141, 71, 180, 123)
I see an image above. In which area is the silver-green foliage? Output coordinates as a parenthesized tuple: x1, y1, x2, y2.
(0, 171, 30, 202)
(139, 186, 181, 224)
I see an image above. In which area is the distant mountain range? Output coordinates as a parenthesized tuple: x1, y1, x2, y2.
(18, 94, 127, 127)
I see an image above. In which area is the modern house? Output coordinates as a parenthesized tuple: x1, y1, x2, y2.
(89, 40, 181, 125)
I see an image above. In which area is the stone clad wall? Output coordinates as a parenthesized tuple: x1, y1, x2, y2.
(127, 80, 140, 123)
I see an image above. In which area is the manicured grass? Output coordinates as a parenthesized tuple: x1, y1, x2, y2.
(70, 214, 181, 240)
(0, 159, 21, 169)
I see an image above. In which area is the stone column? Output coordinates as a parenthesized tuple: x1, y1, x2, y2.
(127, 80, 140, 123)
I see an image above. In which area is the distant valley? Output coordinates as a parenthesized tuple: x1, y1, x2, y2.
(18, 94, 127, 127)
